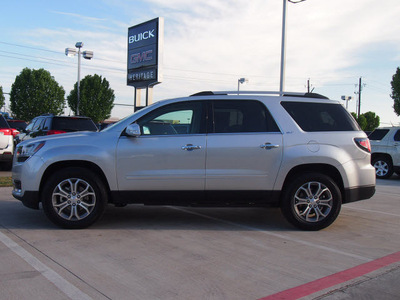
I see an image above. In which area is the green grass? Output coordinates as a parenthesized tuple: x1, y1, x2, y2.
(0, 176, 12, 187)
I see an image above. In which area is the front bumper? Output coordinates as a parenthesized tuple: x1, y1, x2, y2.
(12, 189, 40, 209)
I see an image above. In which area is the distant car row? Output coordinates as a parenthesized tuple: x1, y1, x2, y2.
(369, 126, 400, 179)
(0, 114, 98, 169)
(14, 114, 98, 144)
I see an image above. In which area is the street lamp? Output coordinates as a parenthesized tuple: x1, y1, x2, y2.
(280, 0, 306, 95)
(237, 78, 249, 94)
(65, 42, 93, 115)
(341, 95, 352, 110)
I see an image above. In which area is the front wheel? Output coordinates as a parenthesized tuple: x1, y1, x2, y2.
(42, 167, 108, 229)
(281, 173, 342, 231)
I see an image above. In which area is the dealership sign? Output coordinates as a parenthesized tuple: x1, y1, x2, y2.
(127, 17, 163, 88)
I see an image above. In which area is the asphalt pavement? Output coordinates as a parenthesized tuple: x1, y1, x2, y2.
(0, 175, 399, 299)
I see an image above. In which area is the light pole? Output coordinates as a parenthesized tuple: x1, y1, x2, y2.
(341, 96, 352, 110)
(280, 0, 306, 95)
(65, 42, 93, 115)
(237, 78, 248, 94)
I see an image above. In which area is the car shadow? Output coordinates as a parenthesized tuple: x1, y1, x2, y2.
(1, 199, 294, 231)
(95, 205, 294, 231)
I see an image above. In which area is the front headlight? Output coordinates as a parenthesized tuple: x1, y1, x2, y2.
(16, 141, 45, 162)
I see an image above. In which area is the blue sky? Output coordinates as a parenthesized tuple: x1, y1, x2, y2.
(1, 0, 399, 125)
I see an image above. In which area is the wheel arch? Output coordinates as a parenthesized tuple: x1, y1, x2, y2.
(280, 164, 344, 202)
(39, 161, 111, 202)
(371, 152, 393, 164)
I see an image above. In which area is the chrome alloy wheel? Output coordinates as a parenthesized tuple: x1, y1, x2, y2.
(293, 181, 333, 223)
(52, 178, 96, 221)
(373, 160, 389, 177)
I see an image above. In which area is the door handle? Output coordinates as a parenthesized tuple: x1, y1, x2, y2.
(182, 144, 202, 151)
(260, 143, 280, 150)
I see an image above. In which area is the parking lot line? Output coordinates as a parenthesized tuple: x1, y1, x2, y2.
(344, 206, 400, 217)
(172, 207, 370, 261)
(257, 251, 400, 300)
(0, 230, 92, 300)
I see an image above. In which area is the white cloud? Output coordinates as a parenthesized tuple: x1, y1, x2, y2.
(1, 0, 400, 123)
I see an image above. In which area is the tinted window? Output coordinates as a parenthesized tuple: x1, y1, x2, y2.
(212, 100, 279, 133)
(368, 129, 390, 141)
(52, 117, 97, 132)
(394, 130, 400, 142)
(43, 117, 52, 130)
(7, 120, 27, 131)
(0, 115, 10, 128)
(281, 102, 359, 132)
(32, 117, 45, 131)
(25, 118, 37, 132)
(137, 101, 205, 135)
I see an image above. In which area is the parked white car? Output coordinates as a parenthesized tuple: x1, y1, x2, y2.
(12, 91, 376, 230)
(0, 114, 14, 169)
(369, 126, 400, 178)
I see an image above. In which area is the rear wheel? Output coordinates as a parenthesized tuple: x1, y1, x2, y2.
(281, 173, 342, 231)
(42, 167, 108, 229)
(372, 156, 393, 179)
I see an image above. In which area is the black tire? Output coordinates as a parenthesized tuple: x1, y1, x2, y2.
(42, 167, 108, 229)
(372, 156, 393, 179)
(281, 173, 342, 231)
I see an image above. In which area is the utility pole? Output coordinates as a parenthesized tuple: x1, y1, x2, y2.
(354, 77, 364, 118)
(358, 77, 362, 118)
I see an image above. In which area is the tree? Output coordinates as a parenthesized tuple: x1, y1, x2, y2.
(0, 86, 5, 109)
(391, 67, 400, 116)
(362, 111, 380, 131)
(10, 68, 65, 121)
(67, 74, 114, 123)
(351, 111, 379, 131)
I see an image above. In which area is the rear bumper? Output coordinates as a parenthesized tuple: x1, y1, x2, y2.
(344, 185, 375, 204)
(0, 152, 13, 162)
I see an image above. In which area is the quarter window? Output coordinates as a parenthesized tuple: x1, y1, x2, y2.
(281, 102, 359, 132)
(368, 129, 390, 141)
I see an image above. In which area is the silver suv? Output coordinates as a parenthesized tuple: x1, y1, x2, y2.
(369, 126, 400, 179)
(12, 91, 376, 230)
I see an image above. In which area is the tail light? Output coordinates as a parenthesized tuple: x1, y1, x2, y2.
(0, 128, 12, 136)
(354, 137, 371, 153)
(11, 129, 20, 137)
(47, 130, 66, 135)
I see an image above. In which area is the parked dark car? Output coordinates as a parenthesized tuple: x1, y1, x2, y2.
(15, 114, 98, 144)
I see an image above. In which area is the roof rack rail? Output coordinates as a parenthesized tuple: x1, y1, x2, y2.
(190, 91, 329, 99)
(190, 91, 216, 96)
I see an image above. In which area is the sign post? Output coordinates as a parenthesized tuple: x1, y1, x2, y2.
(127, 17, 164, 111)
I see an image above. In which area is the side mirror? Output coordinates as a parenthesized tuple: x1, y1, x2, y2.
(125, 123, 141, 137)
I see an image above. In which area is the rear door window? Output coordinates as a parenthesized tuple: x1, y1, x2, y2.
(394, 130, 400, 141)
(281, 102, 359, 132)
(212, 100, 280, 133)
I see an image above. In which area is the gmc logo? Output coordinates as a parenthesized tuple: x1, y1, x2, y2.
(131, 50, 153, 64)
